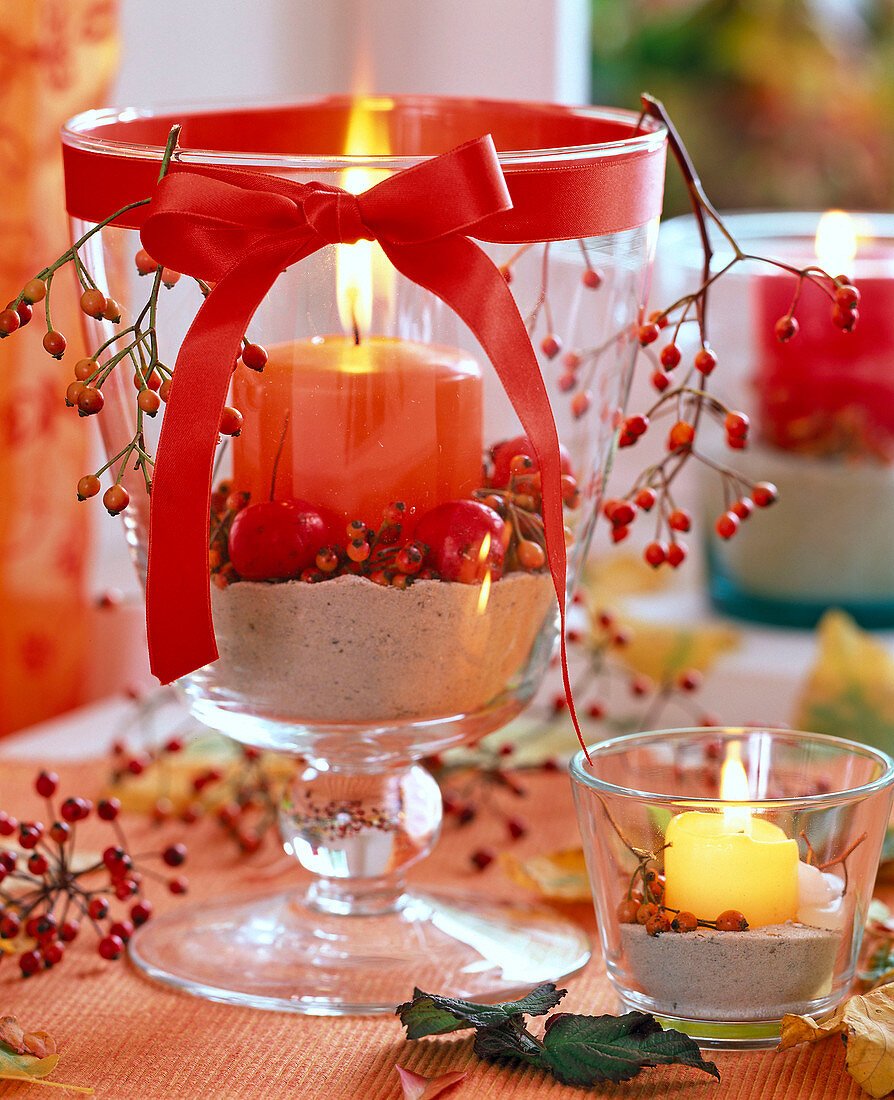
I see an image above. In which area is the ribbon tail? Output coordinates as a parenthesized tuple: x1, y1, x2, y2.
(381, 235, 584, 746)
(146, 248, 291, 684)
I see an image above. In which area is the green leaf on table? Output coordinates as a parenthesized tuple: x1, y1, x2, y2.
(398, 986, 721, 1091)
(540, 1011, 720, 1086)
(861, 940, 894, 988)
(473, 1020, 543, 1067)
(395, 983, 565, 1038)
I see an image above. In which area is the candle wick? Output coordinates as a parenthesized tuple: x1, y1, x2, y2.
(351, 304, 361, 346)
(269, 411, 290, 501)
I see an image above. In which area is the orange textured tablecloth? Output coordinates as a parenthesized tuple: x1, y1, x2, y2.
(0, 758, 866, 1100)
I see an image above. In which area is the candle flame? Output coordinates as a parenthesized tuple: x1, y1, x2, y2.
(815, 210, 857, 277)
(336, 98, 393, 338)
(720, 749, 751, 834)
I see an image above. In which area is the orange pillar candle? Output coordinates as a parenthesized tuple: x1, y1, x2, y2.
(231, 336, 483, 531)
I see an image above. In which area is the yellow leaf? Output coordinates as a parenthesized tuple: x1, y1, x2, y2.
(778, 1006, 847, 1051)
(606, 617, 739, 683)
(0, 1054, 60, 1080)
(793, 610, 894, 757)
(778, 985, 894, 1098)
(579, 554, 739, 683)
(581, 554, 670, 600)
(501, 848, 591, 902)
(106, 732, 294, 814)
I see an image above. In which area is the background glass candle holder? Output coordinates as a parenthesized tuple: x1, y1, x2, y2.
(62, 97, 665, 1013)
(570, 727, 894, 1049)
(654, 211, 894, 628)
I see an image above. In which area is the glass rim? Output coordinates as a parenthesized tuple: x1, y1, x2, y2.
(61, 95, 667, 172)
(662, 209, 894, 235)
(569, 725, 894, 808)
(659, 209, 894, 270)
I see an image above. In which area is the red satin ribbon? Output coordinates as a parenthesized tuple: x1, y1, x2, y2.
(62, 100, 666, 738)
(140, 135, 581, 691)
(62, 98, 666, 239)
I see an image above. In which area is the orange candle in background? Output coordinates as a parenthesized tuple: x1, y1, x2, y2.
(231, 336, 483, 531)
(0, 1, 119, 735)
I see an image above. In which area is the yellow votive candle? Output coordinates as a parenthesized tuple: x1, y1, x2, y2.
(663, 811, 799, 928)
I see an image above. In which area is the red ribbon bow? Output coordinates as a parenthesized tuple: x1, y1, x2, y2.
(140, 134, 573, 693)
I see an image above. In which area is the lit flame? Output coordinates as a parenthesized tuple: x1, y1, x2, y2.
(336, 99, 392, 338)
(720, 747, 751, 834)
(815, 210, 857, 277)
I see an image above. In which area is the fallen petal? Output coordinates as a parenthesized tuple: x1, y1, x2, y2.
(396, 1064, 467, 1099)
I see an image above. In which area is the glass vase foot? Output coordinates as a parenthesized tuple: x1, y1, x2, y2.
(128, 887, 590, 1015)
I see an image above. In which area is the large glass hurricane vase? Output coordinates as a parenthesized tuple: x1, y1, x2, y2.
(62, 96, 665, 1013)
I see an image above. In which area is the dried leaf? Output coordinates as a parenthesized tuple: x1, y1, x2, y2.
(395, 1065, 467, 1099)
(0, 1018, 55, 1058)
(779, 985, 894, 1097)
(0, 1016, 92, 1093)
(500, 848, 591, 902)
(778, 1005, 848, 1050)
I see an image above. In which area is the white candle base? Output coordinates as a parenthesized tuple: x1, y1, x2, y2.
(701, 443, 894, 625)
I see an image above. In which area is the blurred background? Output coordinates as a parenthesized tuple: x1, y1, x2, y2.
(2, 0, 893, 735)
(591, 0, 894, 216)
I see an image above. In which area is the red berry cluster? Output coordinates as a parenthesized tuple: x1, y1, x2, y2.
(8, 253, 186, 515)
(475, 433, 579, 571)
(636, 312, 721, 396)
(499, 241, 606, 422)
(0, 296, 33, 337)
(774, 276, 860, 341)
(426, 742, 535, 873)
(208, 433, 579, 592)
(202, 746, 280, 855)
(616, 863, 748, 937)
(108, 729, 284, 856)
(209, 493, 439, 590)
(547, 607, 718, 732)
(0, 126, 259, 520)
(603, 379, 779, 567)
(0, 771, 187, 977)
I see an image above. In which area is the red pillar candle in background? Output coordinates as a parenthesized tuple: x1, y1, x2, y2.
(753, 218, 894, 458)
(230, 336, 483, 531)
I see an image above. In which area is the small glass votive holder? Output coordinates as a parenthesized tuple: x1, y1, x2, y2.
(569, 727, 894, 1049)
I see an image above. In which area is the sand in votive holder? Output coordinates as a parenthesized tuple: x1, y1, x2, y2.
(570, 727, 894, 1049)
